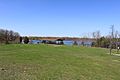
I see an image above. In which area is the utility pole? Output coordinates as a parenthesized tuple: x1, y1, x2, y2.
(110, 25, 114, 55)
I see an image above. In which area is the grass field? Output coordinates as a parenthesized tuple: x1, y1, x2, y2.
(0, 44, 120, 80)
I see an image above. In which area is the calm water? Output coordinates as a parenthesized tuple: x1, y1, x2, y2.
(30, 40, 93, 46)
(63, 40, 74, 45)
(29, 40, 41, 44)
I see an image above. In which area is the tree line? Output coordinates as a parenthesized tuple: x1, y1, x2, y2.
(0, 27, 120, 51)
(91, 26, 120, 54)
(0, 29, 20, 44)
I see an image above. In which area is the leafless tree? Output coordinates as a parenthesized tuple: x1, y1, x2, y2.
(92, 32, 96, 39)
(0, 29, 5, 42)
(92, 31, 101, 39)
(92, 31, 101, 47)
(5, 30, 9, 44)
(0, 29, 20, 44)
(9, 30, 14, 41)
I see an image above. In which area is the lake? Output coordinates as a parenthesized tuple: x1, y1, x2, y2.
(29, 40, 93, 46)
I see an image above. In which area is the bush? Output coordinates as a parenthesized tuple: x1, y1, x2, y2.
(24, 36, 29, 44)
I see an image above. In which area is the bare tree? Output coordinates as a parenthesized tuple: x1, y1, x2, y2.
(96, 31, 100, 39)
(0, 29, 20, 44)
(92, 31, 101, 47)
(92, 31, 101, 39)
(5, 30, 9, 44)
(0, 29, 5, 43)
(9, 30, 14, 41)
(92, 32, 96, 39)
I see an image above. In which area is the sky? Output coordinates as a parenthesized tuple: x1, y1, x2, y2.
(0, 0, 120, 37)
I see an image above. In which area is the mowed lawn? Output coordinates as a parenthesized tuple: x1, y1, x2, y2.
(0, 44, 120, 80)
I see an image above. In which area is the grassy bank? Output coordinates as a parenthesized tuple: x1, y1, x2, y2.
(0, 44, 120, 80)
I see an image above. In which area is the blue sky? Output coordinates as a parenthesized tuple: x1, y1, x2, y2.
(0, 0, 120, 37)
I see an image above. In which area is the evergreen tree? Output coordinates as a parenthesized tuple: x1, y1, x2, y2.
(24, 36, 29, 44)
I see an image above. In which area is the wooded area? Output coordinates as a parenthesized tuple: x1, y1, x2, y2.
(0, 29, 20, 44)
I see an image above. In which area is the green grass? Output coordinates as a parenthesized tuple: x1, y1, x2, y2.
(0, 44, 120, 80)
